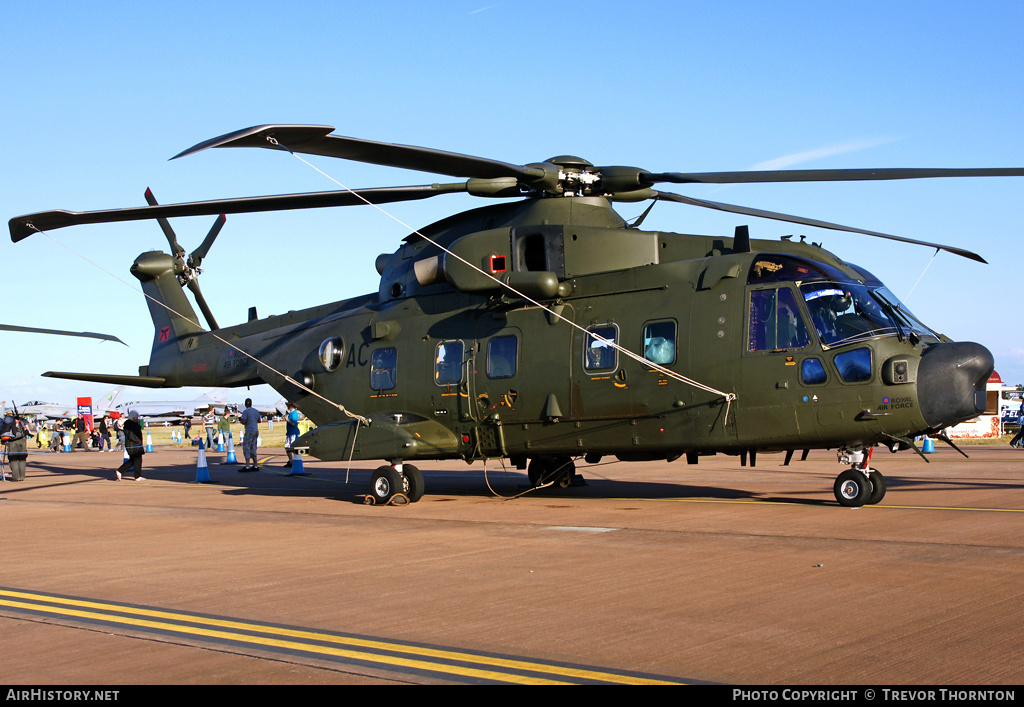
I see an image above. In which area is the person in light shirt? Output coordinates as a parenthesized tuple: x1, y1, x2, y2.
(238, 399, 261, 472)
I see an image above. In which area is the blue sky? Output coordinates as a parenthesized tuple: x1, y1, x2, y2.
(2, 0, 1023, 408)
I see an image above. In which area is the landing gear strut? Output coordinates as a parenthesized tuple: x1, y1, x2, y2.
(834, 447, 886, 507)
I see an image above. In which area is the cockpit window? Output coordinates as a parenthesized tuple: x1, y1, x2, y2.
(834, 347, 873, 383)
(801, 283, 896, 348)
(747, 255, 848, 285)
(872, 288, 940, 341)
(747, 256, 939, 350)
(748, 287, 811, 352)
(845, 262, 883, 286)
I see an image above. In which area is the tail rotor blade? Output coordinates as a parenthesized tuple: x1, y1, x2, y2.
(190, 213, 226, 267)
(186, 278, 219, 331)
(144, 188, 185, 256)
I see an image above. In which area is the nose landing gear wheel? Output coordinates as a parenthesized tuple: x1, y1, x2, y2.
(834, 468, 871, 507)
(866, 469, 886, 505)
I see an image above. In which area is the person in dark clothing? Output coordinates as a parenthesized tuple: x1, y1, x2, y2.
(72, 414, 93, 451)
(2, 410, 30, 481)
(115, 410, 146, 481)
(99, 418, 111, 452)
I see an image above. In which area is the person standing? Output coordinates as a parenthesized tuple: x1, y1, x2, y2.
(203, 407, 217, 449)
(113, 416, 125, 452)
(238, 398, 260, 472)
(1, 409, 31, 481)
(1011, 402, 1024, 449)
(284, 402, 302, 468)
(115, 410, 145, 481)
(72, 413, 93, 451)
(99, 418, 111, 451)
(217, 411, 231, 449)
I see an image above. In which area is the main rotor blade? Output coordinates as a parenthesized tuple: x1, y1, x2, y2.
(653, 190, 987, 263)
(0, 324, 125, 345)
(172, 124, 547, 182)
(643, 167, 1024, 185)
(10, 183, 468, 241)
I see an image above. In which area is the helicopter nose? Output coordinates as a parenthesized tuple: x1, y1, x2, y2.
(916, 341, 994, 429)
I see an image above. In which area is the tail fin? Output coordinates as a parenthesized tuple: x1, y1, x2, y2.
(131, 251, 205, 356)
(103, 386, 126, 410)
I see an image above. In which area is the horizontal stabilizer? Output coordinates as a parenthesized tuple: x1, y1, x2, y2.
(43, 371, 173, 388)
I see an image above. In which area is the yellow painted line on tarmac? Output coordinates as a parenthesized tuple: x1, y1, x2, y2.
(0, 588, 680, 685)
(863, 503, 1024, 512)
(609, 497, 1024, 513)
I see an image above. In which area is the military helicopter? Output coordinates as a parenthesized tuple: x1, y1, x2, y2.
(10, 125, 1021, 506)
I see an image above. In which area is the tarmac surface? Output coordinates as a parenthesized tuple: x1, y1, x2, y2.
(1, 443, 1022, 684)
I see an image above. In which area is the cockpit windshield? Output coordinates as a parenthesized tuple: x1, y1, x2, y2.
(800, 282, 896, 347)
(747, 255, 940, 349)
(871, 288, 940, 341)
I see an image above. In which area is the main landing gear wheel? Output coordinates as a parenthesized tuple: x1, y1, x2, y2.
(866, 469, 886, 505)
(528, 457, 576, 488)
(555, 458, 577, 488)
(401, 464, 425, 503)
(371, 465, 402, 504)
(527, 457, 553, 487)
(834, 468, 872, 507)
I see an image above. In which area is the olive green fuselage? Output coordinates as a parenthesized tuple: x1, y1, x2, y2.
(136, 197, 964, 465)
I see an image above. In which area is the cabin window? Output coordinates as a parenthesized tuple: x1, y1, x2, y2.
(834, 347, 873, 383)
(435, 341, 464, 385)
(486, 335, 518, 379)
(318, 337, 344, 372)
(748, 287, 811, 352)
(370, 348, 398, 390)
(643, 320, 676, 365)
(584, 325, 618, 372)
(801, 358, 828, 385)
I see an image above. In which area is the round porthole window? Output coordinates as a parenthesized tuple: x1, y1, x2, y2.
(318, 337, 344, 372)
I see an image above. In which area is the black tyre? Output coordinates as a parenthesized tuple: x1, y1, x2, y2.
(555, 457, 576, 488)
(528, 457, 555, 486)
(402, 464, 425, 503)
(866, 469, 887, 505)
(834, 468, 871, 507)
(371, 465, 402, 504)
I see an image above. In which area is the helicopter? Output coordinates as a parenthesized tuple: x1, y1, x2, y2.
(9, 124, 1021, 506)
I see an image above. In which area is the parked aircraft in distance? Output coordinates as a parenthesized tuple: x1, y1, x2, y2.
(18, 386, 125, 421)
(114, 389, 232, 422)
